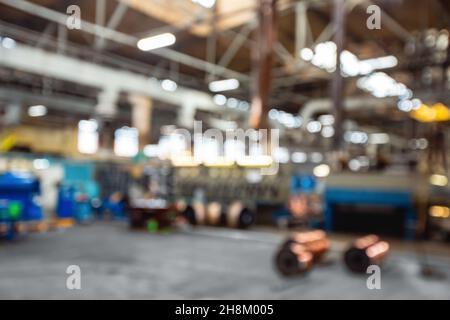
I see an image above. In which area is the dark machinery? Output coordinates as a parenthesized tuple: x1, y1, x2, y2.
(343, 234, 390, 273)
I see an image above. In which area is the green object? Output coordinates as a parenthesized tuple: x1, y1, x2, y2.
(8, 202, 22, 220)
(147, 219, 159, 233)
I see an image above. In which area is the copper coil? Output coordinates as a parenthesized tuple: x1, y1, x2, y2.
(226, 201, 255, 229)
(344, 234, 390, 273)
(206, 202, 222, 226)
(275, 243, 314, 276)
(283, 230, 330, 261)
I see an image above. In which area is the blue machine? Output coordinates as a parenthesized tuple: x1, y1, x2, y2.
(56, 162, 99, 224)
(324, 187, 416, 239)
(95, 193, 126, 220)
(56, 184, 97, 223)
(290, 174, 316, 194)
(0, 172, 43, 221)
(273, 174, 319, 228)
(56, 185, 76, 218)
(0, 172, 43, 240)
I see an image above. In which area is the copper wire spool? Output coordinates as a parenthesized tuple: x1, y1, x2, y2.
(180, 201, 206, 226)
(275, 243, 314, 276)
(276, 230, 329, 276)
(344, 234, 390, 273)
(191, 202, 206, 225)
(206, 202, 222, 226)
(14, 222, 27, 234)
(283, 230, 330, 261)
(226, 201, 255, 229)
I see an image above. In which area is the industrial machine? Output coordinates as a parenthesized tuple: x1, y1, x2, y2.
(0, 172, 43, 240)
(324, 173, 417, 239)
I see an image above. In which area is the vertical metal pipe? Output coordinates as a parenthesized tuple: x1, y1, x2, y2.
(331, 0, 346, 149)
(249, 0, 277, 130)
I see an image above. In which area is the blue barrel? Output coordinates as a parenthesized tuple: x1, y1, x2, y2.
(0, 172, 43, 222)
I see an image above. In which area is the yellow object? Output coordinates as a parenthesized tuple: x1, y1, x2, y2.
(429, 206, 450, 218)
(410, 103, 450, 123)
(429, 174, 448, 186)
(0, 132, 17, 152)
(54, 218, 75, 228)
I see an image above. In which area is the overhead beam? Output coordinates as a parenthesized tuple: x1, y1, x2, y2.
(0, 87, 95, 114)
(0, 0, 249, 82)
(217, 20, 256, 68)
(0, 20, 207, 90)
(0, 44, 220, 117)
(96, 2, 128, 49)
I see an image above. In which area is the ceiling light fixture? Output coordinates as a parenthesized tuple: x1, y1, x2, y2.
(209, 78, 240, 92)
(28, 105, 47, 117)
(137, 33, 176, 51)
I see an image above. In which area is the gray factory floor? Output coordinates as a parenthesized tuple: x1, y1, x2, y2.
(1, 222, 450, 299)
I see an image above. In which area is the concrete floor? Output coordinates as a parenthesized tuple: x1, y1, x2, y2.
(0, 222, 449, 299)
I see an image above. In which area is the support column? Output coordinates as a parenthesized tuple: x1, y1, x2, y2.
(178, 101, 196, 129)
(249, 0, 277, 130)
(129, 94, 153, 148)
(331, 0, 346, 150)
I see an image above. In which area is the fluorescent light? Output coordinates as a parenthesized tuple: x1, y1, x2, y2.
(137, 33, 176, 51)
(344, 131, 368, 144)
(209, 78, 239, 92)
(321, 126, 335, 138)
(430, 174, 448, 187)
(360, 55, 398, 70)
(192, 0, 216, 8)
(357, 72, 410, 98)
(161, 79, 177, 91)
(2, 37, 16, 49)
(78, 119, 99, 154)
(238, 101, 249, 111)
(114, 127, 139, 157)
(313, 164, 330, 178)
(143, 144, 159, 158)
(369, 133, 390, 144)
(318, 114, 335, 126)
(300, 48, 314, 61)
(33, 159, 50, 170)
(273, 147, 290, 164)
(306, 121, 322, 133)
(226, 97, 239, 108)
(291, 152, 307, 164)
(28, 105, 47, 117)
(213, 94, 227, 105)
(348, 159, 361, 172)
(398, 99, 413, 112)
(269, 109, 279, 120)
(310, 152, 323, 163)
